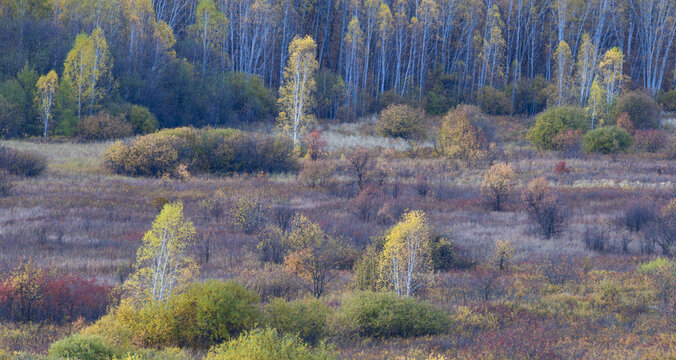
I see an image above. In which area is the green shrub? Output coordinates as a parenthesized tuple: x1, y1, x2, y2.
(476, 86, 512, 115)
(527, 106, 590, 150)
(168, 280, 261, 349)
(657, 90, 676, 111)
(49, 334, 119, 360)
(127, 105, 158, 134)
(376, 104, 426, 140)
(611, 91, 661, 129)
(337, 291, 449, 338)
(78, 112, 134, 141)
(265, 298, 332, 345)
(103, 128, 297, 177)
(204, 328, 335, 360)
(583, 126, 632, 154)
(0, 146, 47, 177)
(90, 280, 260, 350)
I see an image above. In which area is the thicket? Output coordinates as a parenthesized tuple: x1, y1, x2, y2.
(204, 328, 335, 360)
(0, 146, 47, 177)
(611, 91, 662, 129)
(336, 291, 449, 339)
(583, 126, 633, 154)
(104, 127, 297, 177)
(527, 106, 590, 150)
(0, 262, 113, 324)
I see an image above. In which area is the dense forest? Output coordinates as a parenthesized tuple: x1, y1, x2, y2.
(1, 0, 675, 137)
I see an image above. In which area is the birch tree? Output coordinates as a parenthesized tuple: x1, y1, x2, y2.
(125, 202, 197, 303)
(35, 70, 58, 138)
(553, 40, 572, 105)
(277, 35, 318, 145)
(575, 33, 597, 105)
(598, 47, 625, 107)
(191, 0, 228, 73)
(379, 210, 432, 297)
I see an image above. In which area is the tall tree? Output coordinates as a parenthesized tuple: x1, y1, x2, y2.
(554, 40, 572, 105)
(277, 35, 318, 145)
(598, 47, 625, 107)
(125, 202, 197, 303)
(575, 33, 597, 105)
(35, 70, 58, 138)
(63, 29, 114, 122)
(191, 0, 228, 73)
(379, 210, 432, 297)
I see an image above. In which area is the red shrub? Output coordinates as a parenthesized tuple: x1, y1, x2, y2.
(633, 129, 668, 153)
(0, 263, 114, 323)
(305, 130, 327, 161)
(554, 161, 570, 175)
(551, 129, 583, 157)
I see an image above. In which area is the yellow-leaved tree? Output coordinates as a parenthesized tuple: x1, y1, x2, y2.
(278, 35, 318, 145)
(480, 162, 517, 211)
(125, 201, 197, 303)
(379, 210, 432, 297)
(63, 28, 114, 122)
(35, 70, 58, 138)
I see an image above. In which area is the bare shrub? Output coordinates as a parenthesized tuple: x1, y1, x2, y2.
(540, 255, 580, 286)
(0, 171, 13, 197)
(583, 225, 609, 252)
(346, 148, 376, 191)
(0, 146, 47, 177)
(230, 197, 268, 235)
(298, 160, 336, 188)
(522, 177, 567, 239)
(621, 202, 657, 233)
(351, 185, 384, 222)
(242, 264, 307, 302)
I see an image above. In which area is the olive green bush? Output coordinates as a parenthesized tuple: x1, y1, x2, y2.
(657, 90, 676, 111)
(337, 291, 449, 339)
(265, 297, 332, 345)
(583, 126, 633, 154)
(611, 91, 661, 129)
(527, 106, 590, 150)
(126, 105, 158, 135)
(376, 104, 426, 140)
(85, 280, 260, 350)
(104, 127, 296, 177)
(49, 334, 119, 360)
(204, 328, 335, 360)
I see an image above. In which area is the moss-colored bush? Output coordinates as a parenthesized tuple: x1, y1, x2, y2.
(87, 280, 260, 350)
(376, 104, 426, 140)
(0, 146, 47, 177)
(657, 90, 676, 111)
(204, 328, 335, 360)
(583, 126, 632, 154)
(127, 105, 158, 135)
(104, 127, 296, 177)
(476, 86, 512, 115)
(168, 280, 261, 349)
(265, 297, 332, 345)
(49, 334, 119, 360)
(337, 291, 449, 339)
(611, 91, 661, 129)
(78, 112, 134, 141)
(527, 106, 590, 150)
(437, 105, 490, 161)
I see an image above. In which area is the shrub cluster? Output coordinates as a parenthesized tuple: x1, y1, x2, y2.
(78, 112, 134, 141)
(657, 90, 676, 111)
(583, 126, 632, 154)
(633, 129, 668, 153)
(104, 127, 297, 177)
(337, 291, 449, 338)
(437, 105, 491, 162)
(475, 86, 512, 115)
(89, 280, 260, 350)
(611, 91, 661, 129)
(0, 262, 113, 323)
(0, 146, 47, 177)
(205, 328, 335, 360)
(264, 297, 331, 345)
(527, 106, 589, 150)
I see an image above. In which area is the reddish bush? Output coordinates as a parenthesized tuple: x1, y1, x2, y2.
(551, 129, 583, 157)
(633, 129, 668, 153)
(0, 262, 114, 323)
(554, 161, 570, 175)
(304, 130, 327, 161)
(615, 112, 634, 134)
(351, 185, 385, 222)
